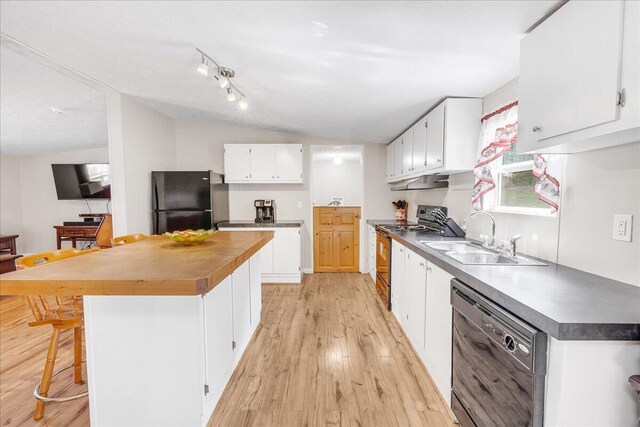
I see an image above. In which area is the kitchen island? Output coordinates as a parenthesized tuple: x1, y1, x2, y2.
(0, 231, 273, 427)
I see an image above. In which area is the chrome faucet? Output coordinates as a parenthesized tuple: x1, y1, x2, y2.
(463, 211, 496, 248)
(509, 234, 522, 258)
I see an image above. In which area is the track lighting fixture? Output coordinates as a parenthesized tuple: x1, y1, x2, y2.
(226, 88, 236, 102)
(195, 48, 248, 109)
(196, 54, 209, 76)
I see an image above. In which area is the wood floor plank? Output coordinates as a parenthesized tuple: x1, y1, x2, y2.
(1, 273, 456, 426)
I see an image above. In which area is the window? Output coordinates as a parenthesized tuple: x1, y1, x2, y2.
(486, 145, 554, 215)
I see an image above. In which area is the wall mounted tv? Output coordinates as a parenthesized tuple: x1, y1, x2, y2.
(51, 164, 111, 200)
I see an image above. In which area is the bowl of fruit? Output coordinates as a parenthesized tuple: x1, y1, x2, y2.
(164, 229, 216, 246)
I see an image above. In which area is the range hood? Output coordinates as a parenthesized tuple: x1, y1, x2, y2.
(390, 174, 449, 191)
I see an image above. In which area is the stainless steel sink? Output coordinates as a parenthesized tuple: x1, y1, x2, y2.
(420, 240, 547, 266)
(421, 241, 479, 252)
(445, 250, 518, 265)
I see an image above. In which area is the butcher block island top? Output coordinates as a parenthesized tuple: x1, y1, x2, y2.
(0, 231, 273, 296)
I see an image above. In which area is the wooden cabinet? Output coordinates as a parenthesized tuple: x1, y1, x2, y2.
(386, 98, 481, 183)
(424, 261, 454, 406)
(223, 144, 303, 183)
(390, 241, 406, 326)
(313, 207, 360, 272)
(219, 227, 301, 283)
(223, 144, 252, 182)
(518, 0, 639, 153)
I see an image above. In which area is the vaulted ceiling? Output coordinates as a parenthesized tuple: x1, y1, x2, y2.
(1, 1, 556, 155)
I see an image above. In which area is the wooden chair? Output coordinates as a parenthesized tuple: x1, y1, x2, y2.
(110, 233, 149, 246)
(16, 247, 99, 420)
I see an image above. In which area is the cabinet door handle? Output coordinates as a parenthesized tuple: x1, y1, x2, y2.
(419, 262, 425, 267)
(436, 158, 441, 163)
(532, 126, 541, 132)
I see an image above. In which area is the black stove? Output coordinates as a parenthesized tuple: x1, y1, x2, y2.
(378, 205, 448, 234)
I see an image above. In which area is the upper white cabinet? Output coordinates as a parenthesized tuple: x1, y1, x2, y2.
(386, 144, 394, 181)
(224, 144, 303, 183)
(223, 145, 252, 182)
(401, 128, 414, 175)
(386, 98, 481, 183)
(518, 0, 640, 153)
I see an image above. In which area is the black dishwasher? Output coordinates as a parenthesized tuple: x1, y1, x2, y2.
(451, 279, 547, 427)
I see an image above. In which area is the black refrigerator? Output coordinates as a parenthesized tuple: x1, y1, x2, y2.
(152, 171, 229, 234)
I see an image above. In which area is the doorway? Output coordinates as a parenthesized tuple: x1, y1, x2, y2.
(310, 145, 364, 272)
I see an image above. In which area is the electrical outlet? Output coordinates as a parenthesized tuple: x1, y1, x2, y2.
(297, 201, 302, 208)
(613, 214, 632, 242)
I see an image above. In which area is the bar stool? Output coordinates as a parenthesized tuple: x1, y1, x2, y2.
(16, 247, 99, 420)
(110, 233, 149, 246)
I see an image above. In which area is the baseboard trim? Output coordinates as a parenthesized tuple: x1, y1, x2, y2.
(262, 273, 302, 284)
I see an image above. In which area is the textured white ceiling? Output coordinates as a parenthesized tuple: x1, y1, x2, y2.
(0, 46, 108, 156)
(0, 1, 555, 147)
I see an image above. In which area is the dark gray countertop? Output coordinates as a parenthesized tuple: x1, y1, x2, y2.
(366, 220, 640, 341)
(218, 220, 303, 228)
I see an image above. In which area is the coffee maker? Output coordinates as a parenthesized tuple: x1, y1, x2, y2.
(255, 199, 275, 223)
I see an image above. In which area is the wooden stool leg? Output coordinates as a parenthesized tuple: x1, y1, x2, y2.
(34, 328, 60, 420)
(73, 327, 83, 384)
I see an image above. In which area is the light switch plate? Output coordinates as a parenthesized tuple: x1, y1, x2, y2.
(613, 214, 632, 242)
(297, 201, 302, 208)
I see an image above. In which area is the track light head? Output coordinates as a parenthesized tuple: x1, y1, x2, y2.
(196, 55, 208, 76)
(227, 88, 236, 102)
(238, 98, 248, 110)
(216, 75, 230, 89)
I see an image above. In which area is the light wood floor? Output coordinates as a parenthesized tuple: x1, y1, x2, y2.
(0, 274, 455, 426)
(208, 273, 456, 427)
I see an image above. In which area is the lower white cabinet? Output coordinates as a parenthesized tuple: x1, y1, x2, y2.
(404, 249, 427, 357)
(424, 261, 454, 406)
(367, 225, 377, 281)
(220, 227, 302, 283)
(390, 241, 406, 326)
(390, 241, 454, 406)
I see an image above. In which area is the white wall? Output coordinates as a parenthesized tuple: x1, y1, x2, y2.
(0, 155, 24, 253)
(1, 147, 110, 254)
(557, 142, 640, 285)
(108, 93, 177, 235)
(311, 147, 363, 207)
(174, 120, 395, 271)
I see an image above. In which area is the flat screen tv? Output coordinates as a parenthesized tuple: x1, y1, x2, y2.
(51, 163, 111, 200)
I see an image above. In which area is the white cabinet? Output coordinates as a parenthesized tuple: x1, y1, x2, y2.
(411, 116, 427, 174)
(367, 225, 377, 281)
(403, 248, 427, 357)
(518, 0, 640, 153)
(424, 261, 454, 406)
(276, 144, 304, 182)
(220, 227, 302, 283)
(223, 145, 252, 182)
(273, 228, 301, 275)
(386, 98, 481, 183)
(386, 143, 395, 181)
(231, 260, 252, 362)
(202, 276, 235, 412)
(401, 128, 414, 175)
(425, 102, 445, 171)
(393, 137, 403, 178)
(224, 144, 303, 183)
(249, 254, 262, 328)
(250, 144, 277, 181)
(390, 241, 406, 326)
